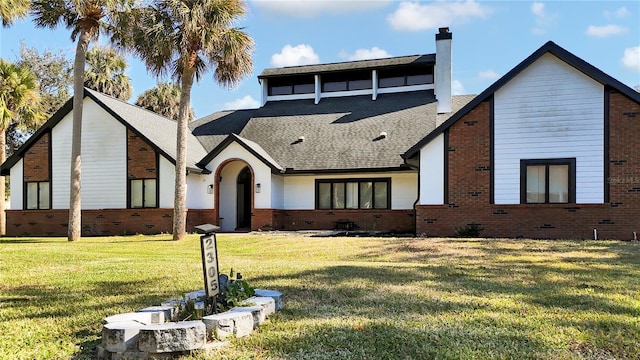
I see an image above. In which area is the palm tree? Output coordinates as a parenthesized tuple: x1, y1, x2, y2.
(121, 0, 253, 240)
(0, 59, 47, 235)
(135, 82, 194, 121)
(85, 46, 132, 101)
(32, 0, 133, 241)
(0, 0, 30, 27)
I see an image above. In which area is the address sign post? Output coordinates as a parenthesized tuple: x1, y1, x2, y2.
(195, 224, 221, 313)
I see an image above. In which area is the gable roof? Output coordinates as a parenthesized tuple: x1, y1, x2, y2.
(1, 88, 209, 175)
(197, 133, 283, 172)
(191, 91, 475, 173)
(403, 41, 640, 160)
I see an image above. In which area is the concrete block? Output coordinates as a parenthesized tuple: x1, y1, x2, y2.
(138, 321, 206, 353)
(184, 289, 206, 302)
(104, 311, 164, 325)
(230, 306, 265, 328)
(202, 311, 253, 340)
(160, 298, 184, 309)
(254, 289, 283, 310)
(102, 321, 145, 353)
(243, 296, 276, 317)
(138, 306, 175, 321)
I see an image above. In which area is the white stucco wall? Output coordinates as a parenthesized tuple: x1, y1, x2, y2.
(158, 157, 175, 208)
(493, 53, 604, 204)
(271, 174, 284, 209)
(419, 133, 445, 205)
(282, 172, 418, 210)
(186, 174, 213, 209)
(51, 98, 127, 209)
(217, 161, 245, 231)
(10, 159, 23, 210)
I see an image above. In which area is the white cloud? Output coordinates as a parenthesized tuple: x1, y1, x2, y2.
(621, 46, 640, 73)
(531, 2, 558, 35)
(452, 80, 465, 95)
(478, 70, 499, 79)
(223, 95, 260, 110)
(387, 0, 491, 32)
(339, 47, 391, 61)
(531, 2, 545, 17)
(251, 0, 390, 18)
(586, 24, 628, 38)
(604, 7, 630, 19)
(270, 44, 320, 67)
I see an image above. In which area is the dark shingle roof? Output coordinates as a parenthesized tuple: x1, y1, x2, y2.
(191, 91, 474, 172)
(258, 54, 435, 78)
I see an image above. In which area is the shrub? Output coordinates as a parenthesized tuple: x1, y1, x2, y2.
(455, 224, 482, 238)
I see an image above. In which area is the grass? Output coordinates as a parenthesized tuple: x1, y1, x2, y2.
(0, 233, 639, 360)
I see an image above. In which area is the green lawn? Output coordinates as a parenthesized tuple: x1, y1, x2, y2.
(0, 234, 638, 360)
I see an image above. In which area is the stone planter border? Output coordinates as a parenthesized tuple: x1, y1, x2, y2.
(98, 289, 282, 359)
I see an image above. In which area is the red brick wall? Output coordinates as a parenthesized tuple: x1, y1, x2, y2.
(416, 92, 640, 240)
(251, 209, 280, 231)
(273, 209, 415, 233)
(23, 132, 50, 182)
(6, 208, 215, 237)
(127, 130, 157, 179)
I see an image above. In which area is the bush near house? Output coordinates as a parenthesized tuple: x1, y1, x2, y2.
(0, 234, 638, 359)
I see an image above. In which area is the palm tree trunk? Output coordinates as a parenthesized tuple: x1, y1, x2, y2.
(0, 128, 6, 236)
(68, 29, 91, 242)
(172, 66, 195, 240)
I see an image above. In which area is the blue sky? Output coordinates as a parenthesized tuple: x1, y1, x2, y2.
(1, 0, 639, 118)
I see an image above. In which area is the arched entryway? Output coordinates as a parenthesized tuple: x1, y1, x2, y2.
(236, 167, 252, 230)
(214, 159, 254, 231)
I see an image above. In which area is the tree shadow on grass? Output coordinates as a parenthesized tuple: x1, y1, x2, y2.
(238, 319, 552, 360)
(0, 238, 66, 244)
(1, 278, 189, 359)
(248, 258, 638, 356)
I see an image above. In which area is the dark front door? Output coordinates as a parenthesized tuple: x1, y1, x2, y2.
(236, 167, 251, 229)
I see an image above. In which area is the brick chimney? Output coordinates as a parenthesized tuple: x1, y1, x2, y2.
(435, 27, 452, 114)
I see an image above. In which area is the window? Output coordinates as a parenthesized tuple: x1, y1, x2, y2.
(317, 179, 390, 209)
(321, 71, 372, 92)
(25, 181, 50, 210)
(268, 75, 315, 96)
(521, 159, 575, 204)
(130, 179, 157, 208)
(378, 66, 434, 88)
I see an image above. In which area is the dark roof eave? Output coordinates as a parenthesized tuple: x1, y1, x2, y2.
(281, 165, 415, 175)
(187, 167, 211, 174)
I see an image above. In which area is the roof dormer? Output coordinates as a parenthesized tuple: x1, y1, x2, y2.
(258, 55, 436, 106)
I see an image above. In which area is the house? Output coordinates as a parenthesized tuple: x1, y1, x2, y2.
(1, 28, 638, 239)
